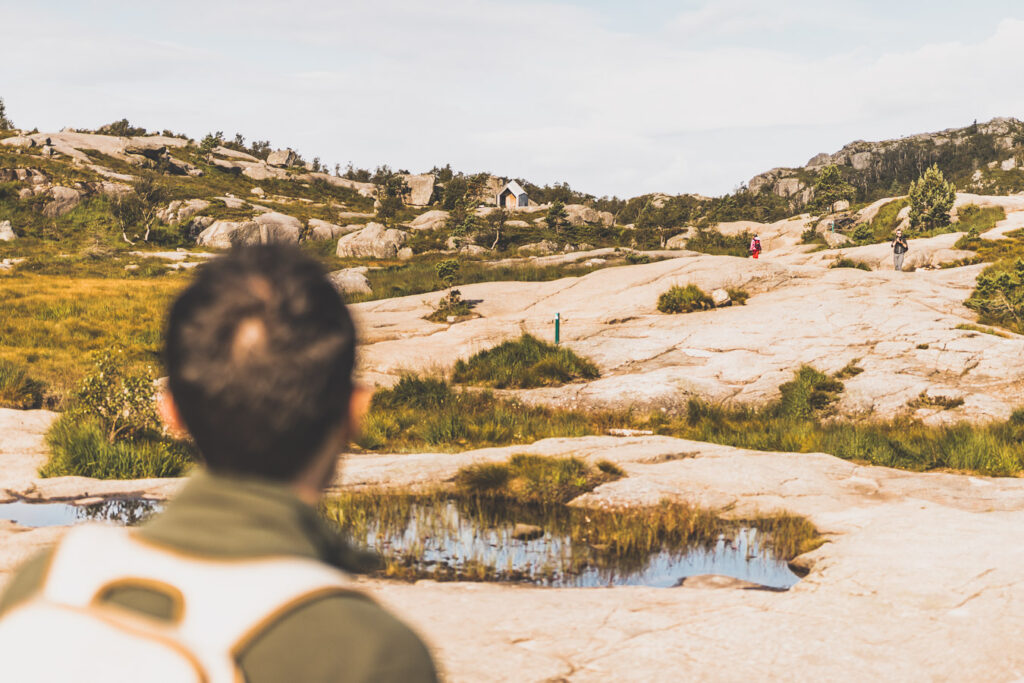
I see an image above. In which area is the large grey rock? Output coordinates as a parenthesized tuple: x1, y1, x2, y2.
(327, 268, 372, 296)
(308, 219, 358, 241)
(665, 231, 693, 249)
(196, 217, 299, 248)
(564, 204, 614, 227)
(266, 149, 299, 168)
(242, 163, 289, 181)
(401, 174, 436, 206)
(0, 220, 15, 241)
(710, 288, 731, 307)
(253, 212, 302, 242)
(157, 199, 210, 224)
(335, 223, 409, 259)
(517, 240, 560, 256)
(42, 186, 82, 217)
(408, 210, 449, 231)
(0, 136, 35, 149)
(822, 231, 852, 248)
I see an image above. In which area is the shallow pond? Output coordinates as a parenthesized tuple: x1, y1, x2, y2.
(0, 499, 161, 527)
(324, 496, 806, 590)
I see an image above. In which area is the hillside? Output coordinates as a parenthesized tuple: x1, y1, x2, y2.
(746, 117, 1024, 209)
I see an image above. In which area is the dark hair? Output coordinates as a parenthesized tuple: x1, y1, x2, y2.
(165, 245, 356, 480)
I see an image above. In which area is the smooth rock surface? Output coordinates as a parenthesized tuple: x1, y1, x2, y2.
(336, 223, 409, 259)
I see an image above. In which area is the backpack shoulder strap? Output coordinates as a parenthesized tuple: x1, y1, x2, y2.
(42, 524, 365, 683)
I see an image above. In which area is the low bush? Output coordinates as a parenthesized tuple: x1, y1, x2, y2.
(685, 228, 753, 257)
(452, 334, 599, 388)
(830, 257, 871, 271)
(454, 454, 622, 505)
(42, 414, 192, 479)
(657, 284, 714, 313)
(725, 287, 750, 305)
(0, 359, 45, 409)
(425, 289, 473, 323)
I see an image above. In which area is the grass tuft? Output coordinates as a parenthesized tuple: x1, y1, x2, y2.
(657, 284, 714, 313)
(452, 334, 599, 389)
(0, 359, 45, 409)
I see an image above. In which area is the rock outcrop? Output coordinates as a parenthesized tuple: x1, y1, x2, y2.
(195, 215, 300, 249)
(266, 149, 299, 168)
(408, 210, 448, 231)
(327, 267, 372, 296)
(517, 240, 560, 256)
(335, 223, 409, 259)
(401, 174, 436, 206)
(308, 219, 357, 241)
(564, 204, 614, 227)
(157, 199, 210, 224)
(41, 187, 82, 217)
(0, 220, 15, 241)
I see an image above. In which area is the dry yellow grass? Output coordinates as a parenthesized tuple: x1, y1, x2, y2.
(0, 273, 189, 400)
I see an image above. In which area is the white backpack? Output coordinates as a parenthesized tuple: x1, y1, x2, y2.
(0, 524, 358, 682)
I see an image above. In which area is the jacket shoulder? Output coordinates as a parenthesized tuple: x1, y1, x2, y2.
(238, 591, 438, 683)
(0, 548, 54, 616)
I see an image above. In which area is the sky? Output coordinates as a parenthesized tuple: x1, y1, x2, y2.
(2, 1, 1024, 198)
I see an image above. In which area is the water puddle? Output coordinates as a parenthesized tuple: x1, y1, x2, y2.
(324, 496, 806, 590)
(0, 499, 161, 528)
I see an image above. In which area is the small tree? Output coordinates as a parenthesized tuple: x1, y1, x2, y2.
(908, 164, 956, 232)
(200, 131, 224, 154)
(373, 165, 410, 225)
(545, 200, 569, 233)
(436, 259, 460, 290)
(0, 97, 13, 130)
(74, 349, 159, 443)
(812, 165, 855, 213)
(111, 177, 166, 244)
(487, 208, 508, 250)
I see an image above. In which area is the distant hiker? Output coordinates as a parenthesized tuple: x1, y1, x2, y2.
(892, 229, 909, 271)
(0, 246, 438, 683)
(749, 235, 762, 259)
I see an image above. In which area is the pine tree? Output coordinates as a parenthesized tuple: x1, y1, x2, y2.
(811, 165, 855, 213)
(908, 164, 956, 232)
(0, 98, 13, 130)
(545, 200, 569, 233)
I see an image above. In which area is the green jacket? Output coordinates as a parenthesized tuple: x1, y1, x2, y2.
(0, 471, 438, 683)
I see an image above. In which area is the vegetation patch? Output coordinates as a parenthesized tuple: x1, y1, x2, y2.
(454, 454, 621, 505)
(725, 287, 750, 305)
(685, 228, 753, 257)
(907, 392, 965, 411)
(322, 477, 820, 586)
(40, 350, 195, 479)
(452, 334, 599, 389)
(0, 359, 46, 409)
(955, 323, 1012, 338)
(657, 284, 714, 313)
(830, 256, 871, 271)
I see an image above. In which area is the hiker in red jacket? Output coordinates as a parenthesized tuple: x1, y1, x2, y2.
(749, 235, 762, 259)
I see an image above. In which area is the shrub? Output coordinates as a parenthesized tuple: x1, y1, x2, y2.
(657, 284, 714, 313)
(452, 334, 599, 389)
(74, 349, 159, 443)
(773, 366, 844, 419)
(624, 252, 651, 265)
(0, 360, 45, 409)
(425, 289, 473, 323)
(455, 454, 621, 505)
(908, 164, 956, 232)
(42, 414, 191, 479)
(965, 259, 1024, 334)
(725, 287, 750, 305)
(830, 257, 870, 271)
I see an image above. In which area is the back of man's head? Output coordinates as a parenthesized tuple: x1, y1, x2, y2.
(165, 245, 356, 480)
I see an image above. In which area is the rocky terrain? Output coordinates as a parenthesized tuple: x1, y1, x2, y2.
(4, 410, 1024, 680)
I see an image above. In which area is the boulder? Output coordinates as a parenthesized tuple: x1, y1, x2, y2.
(461, 245, 489, 256)
(327, 268, 372, 296)
(665, 232, 692, 249)
(308, 219, 358, 241)
(0, 136, 35, 149)
(398, 247, 414, 261)
(42, 186, 82, 217)
(123, 144, 166, 161)
(158, 199, 210, 224)
(710, 288, 731, 307)
(1001, 158, 1018, 172)
(250, 187, 266, 197)
(335, 223, 409, 259)
(254, 212, 302, 243)
(242, 164, 289, 181)
(517, 240, 560, 256)
(822, 231, 852, 248)
(266, 149, 299, 168)
(196, 218, 300, 249)
(832, 199, 851, 212)
(401, 174, 436, 206)
(0, 220, 16, 241)
(409, 210, 449, 231)
(564, 204, 614, 227)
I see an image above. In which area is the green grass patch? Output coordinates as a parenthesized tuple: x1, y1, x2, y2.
(0, 359, 45, 409)
(830, 256, 871, 271)
(725, 287, 750, 305)
(42, 413, 194, 479)
(452, 334, 599, 389)
(685, 228, 753, 257)
(657, 284, 714, 313)
(454, 454, 621, 505)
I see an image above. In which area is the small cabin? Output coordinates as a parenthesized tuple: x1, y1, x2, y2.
(496, 180, 529, 209)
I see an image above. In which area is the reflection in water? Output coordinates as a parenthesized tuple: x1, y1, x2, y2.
(327, 498, 802, 590)
(0, 499, 161, 528)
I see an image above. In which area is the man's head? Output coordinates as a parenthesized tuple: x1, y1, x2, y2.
(164, 245, 357, 482)
(896, 229, 903, 237)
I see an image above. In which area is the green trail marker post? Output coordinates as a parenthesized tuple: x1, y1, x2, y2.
(554, 312, 561, 344)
